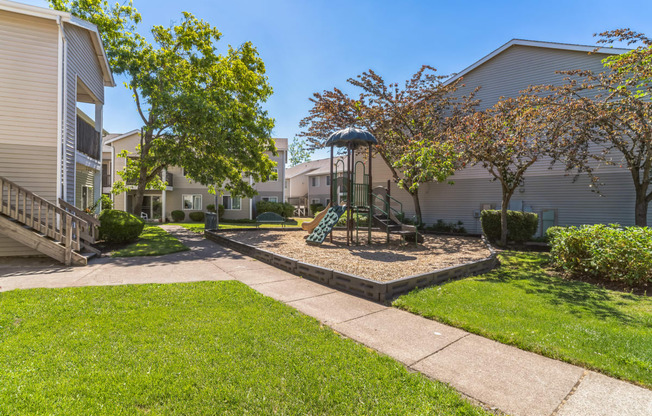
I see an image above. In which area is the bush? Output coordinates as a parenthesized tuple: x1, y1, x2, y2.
(256, 201, 294, 218)
(544, 226, 565, 242)
(481, 210, 538, 243)
(426, 219, 467, 234)
(549, 224, 652, 286)
(189, 211, 205, 222)
(310, 203, 325, 216)
(206, 204, 216, 213)
(171, 210, 185, 222)
(218, 204, 225, 219)
(336, 212, 369, 227)
(98, 210, 144, 244)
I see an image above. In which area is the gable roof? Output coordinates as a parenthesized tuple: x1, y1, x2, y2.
(444, 39, 631, 86)
(286, 156, 346, 179)
(0, 0, 115, 87)
(103, 129, 140, 145)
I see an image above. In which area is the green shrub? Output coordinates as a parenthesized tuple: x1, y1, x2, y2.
(549, 224, 652, 286)
(218, 204, 225, 219)
(310, 203, 325, 216)
(336, 212, 369, 227)
(426, 219, 467, 234)
(171, 210, 185, 222)
(256, 201, 294, 218)
(98, 210, 144, 244)
(206, 204, 216, 213)
(480, 210, 538, 243)
(189, 211, 205, 222)
(544, 226, 565, 243)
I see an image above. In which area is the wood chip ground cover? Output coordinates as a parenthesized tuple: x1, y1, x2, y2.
(220, 230, 491, 281)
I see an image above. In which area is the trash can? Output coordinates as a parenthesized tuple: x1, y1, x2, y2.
(205, 212, 217, 231)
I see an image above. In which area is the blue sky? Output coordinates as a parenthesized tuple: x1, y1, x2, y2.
(24, 0, 652, 159)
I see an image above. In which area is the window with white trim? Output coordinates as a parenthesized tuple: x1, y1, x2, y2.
(326, 175, 331, 186)
(311, 176, 319, 187)
(311, 198, 320, 204)
(222, 195, 241, 210)
(183, 194, 202, 210)
(81, 185, 93, 210)
(262, 196, 278, 203)
(268, 167, 278, 182)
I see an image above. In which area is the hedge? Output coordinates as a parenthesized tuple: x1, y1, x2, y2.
(549, 224, 652, 286)
(256, 201, 294, 218)
(189, 211, 205, 222)
(310, 203, 325, 216)
(480, 210, 538, 243)
(171, 210, 185, 222)
(98, 210, 144, 244)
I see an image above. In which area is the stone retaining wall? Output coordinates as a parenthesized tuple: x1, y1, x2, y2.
(205, 229, 498, 302)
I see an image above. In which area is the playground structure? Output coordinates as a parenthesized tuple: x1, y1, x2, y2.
(305, 127, 419, 246)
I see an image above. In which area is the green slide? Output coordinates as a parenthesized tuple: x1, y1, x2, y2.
(306, 205, 347, 245)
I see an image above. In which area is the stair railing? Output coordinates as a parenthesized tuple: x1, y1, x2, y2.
(58, 198, 100, 245)
(0, 176, 86, 264)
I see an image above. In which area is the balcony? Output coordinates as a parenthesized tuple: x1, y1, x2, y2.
(76, 116, 101, 160)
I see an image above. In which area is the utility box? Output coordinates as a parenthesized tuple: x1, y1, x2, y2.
(205, 212, 218, 231)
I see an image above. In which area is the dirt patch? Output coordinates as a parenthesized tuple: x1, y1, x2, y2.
(219, 229, 492, 282)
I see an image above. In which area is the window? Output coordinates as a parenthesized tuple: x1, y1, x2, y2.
(268, 167, 278, 182)
(81, 185, 93, 210)
(262, 196, 278, 203)
(326, 175, 331, 186)
(183, 194, 202, 210)
(325, 198, 330, 205)
(222, 195, 241, 210)
(311, 176, 320, 187)
(311, 198, 321, 205)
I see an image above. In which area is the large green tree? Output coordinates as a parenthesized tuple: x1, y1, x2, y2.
(299, 66, 475, 224)
(538, 29, 652, 226)
(49, 1, 276, 216)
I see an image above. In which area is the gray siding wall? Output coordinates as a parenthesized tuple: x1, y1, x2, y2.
(62, 23, 105, 204)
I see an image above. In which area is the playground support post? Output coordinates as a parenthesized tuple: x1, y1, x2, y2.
(368, 142, 372, 245)
(330, 145, 334, 244)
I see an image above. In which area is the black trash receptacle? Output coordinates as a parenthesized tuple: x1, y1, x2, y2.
(205, 212, 217, 231)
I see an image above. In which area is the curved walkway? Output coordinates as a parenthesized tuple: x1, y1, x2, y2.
(0, 225, 650, 416)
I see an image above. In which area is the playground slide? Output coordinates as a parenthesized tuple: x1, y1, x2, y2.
(306, 204, 347, 245)
(301, 203, 332, 233)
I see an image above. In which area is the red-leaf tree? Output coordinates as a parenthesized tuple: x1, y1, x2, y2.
(299, 66, 476, 224)
(451, 94, 564, 246)
(538, 29, 652, 226)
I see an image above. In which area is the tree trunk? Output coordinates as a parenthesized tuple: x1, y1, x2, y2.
(500, 184, 514, 247)
(410, 191, 422, 226)
(132, 162, 149, 217)
(635, 191, 648, 226)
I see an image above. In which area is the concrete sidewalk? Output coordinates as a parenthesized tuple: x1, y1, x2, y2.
(1, 225, 650, 416)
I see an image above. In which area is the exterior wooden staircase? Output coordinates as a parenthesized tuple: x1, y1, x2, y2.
(0, 176, 100, 266)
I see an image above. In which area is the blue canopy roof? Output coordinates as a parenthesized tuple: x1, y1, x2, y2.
(325, 127, 378, 149)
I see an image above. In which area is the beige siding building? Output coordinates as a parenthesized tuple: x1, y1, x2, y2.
(103, 132, 287, 221)
(361, 39, 644, 235)
(0, 0, 113, 257)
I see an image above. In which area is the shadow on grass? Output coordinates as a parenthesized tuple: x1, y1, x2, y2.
(476, 252, 640, 326)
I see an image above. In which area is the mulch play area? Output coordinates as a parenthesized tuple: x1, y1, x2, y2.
(219, 230, 491, 282)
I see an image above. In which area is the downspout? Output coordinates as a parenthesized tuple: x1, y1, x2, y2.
(55, 16, 64, 202)
(249, 176, 253, 220)
(110, 143, 115, 202)
(58, 17, 69, 202)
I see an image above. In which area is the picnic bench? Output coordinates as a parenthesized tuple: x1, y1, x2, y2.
(255, 212, 286, 228)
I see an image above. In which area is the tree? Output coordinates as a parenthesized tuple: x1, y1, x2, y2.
(288, 138, 312, 167)
(452, 94, 560, 246)
(299, 66, 475, 224)
(540, 29, 652, 226)
(49, 1, 276, 216)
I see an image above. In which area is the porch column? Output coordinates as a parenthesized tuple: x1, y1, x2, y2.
(162, 189, 167, 223)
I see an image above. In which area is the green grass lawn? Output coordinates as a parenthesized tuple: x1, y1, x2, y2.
(393, 252, 652, 388)
(0, 282, 488, 415)
(111, 225, 189, 257)
(170, 218, 308, 234)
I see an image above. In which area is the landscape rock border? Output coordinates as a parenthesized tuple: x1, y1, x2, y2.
(205, 229, 498, 302)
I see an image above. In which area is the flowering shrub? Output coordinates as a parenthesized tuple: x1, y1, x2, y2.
(549, 224, 652, 286)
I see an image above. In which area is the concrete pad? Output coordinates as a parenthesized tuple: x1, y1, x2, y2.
(332, 308, 468, 366)
(252, 278, 335, 303)
(208, 257, 272, 273)
(0, 264, 102, 292)
(289, 291, 386, 325)
(413, 334, 584, 416)
(557, 371, 652, 416)
(229, 267, 298, 285)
